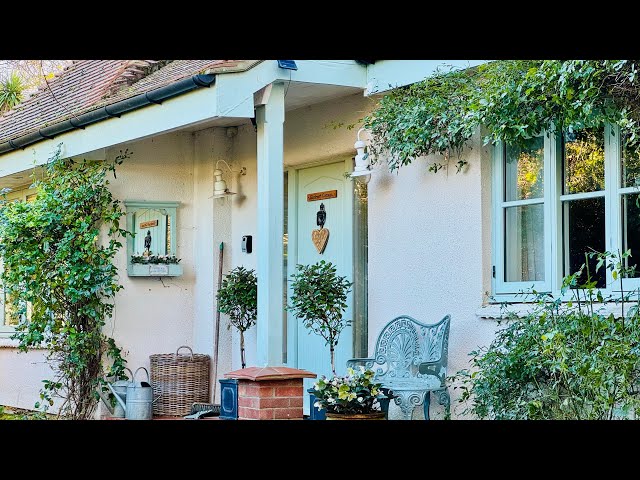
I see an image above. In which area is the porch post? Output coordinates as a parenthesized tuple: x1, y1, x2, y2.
(256, 82, 285, 366)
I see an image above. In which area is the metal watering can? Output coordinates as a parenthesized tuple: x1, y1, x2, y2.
(99, 367, 133, 418)
(108, 366, 157, 420)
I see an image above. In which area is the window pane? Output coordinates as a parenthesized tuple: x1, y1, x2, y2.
(563, 128, 605, 194)
(563, 197, 606, 287)
(622, 134, 640, 188)
(622, 193, 640, 277)
(3, 289, 24, 326)
(504, 137, 544, 201)
(505, 204, 544, 282)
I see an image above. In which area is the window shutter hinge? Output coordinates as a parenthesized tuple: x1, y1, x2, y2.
(492, 266, 496, 278)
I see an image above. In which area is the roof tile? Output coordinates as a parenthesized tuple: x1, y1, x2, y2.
(0, 60, 259, 145)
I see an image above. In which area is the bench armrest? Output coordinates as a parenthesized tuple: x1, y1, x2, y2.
(418, 361, 446, 386)
(346, 358, 376, 369)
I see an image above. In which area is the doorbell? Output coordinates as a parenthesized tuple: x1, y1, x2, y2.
(242, 235, 252, 254)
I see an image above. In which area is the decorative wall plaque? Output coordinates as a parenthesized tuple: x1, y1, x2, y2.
(307, 190, 337, 202)
(125, 201, 182, 277)
(149, 264, 170, 276)
(311, 203, 329, 254)
(140, 219, 159, 229)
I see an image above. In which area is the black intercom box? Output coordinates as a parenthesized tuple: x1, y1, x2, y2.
(242, 235, 252, 253)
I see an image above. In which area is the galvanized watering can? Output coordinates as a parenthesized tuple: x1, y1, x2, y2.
(109, 366, 157, 420)
(99, 367, 133, 418)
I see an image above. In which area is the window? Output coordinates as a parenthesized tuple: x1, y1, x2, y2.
(0, 187, 36, 332)
(493, 124, 636, 298)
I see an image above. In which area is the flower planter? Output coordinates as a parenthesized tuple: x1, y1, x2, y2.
(127, 263, 183, 277)
(325, 411, 386, 420)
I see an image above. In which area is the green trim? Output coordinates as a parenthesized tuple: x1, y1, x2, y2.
(124, 201, 180, 209)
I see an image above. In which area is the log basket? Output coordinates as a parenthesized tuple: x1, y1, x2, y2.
(150, 345, 210, 416)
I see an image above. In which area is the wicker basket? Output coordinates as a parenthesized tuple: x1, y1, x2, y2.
(150, 345, 210, 416)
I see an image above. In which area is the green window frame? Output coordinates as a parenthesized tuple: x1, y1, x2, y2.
(0, 187, 36, 335)
(493, 124, 635, 300)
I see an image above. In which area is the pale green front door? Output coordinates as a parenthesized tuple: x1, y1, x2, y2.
(287, 160, 354, 411)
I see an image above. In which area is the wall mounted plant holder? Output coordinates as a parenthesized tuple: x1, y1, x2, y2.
(125, 200, 183, 277)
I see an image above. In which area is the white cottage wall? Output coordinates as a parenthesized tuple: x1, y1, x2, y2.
(367, 130, 498, 418)
(104, 132, 196, 390)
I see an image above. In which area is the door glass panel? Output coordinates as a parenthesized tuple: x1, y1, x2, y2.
(352, 179, 368, 358)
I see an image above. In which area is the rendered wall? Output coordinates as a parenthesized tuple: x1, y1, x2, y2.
(0, 91, 499, 420)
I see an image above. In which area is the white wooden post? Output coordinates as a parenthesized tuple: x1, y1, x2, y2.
(256, 82, 285, 366)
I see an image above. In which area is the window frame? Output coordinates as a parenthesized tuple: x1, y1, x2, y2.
(492, 130, 554, 296)
(492, 124, 630, 301)
(0, 186, 36, 334)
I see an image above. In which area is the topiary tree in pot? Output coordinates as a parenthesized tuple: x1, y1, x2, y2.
(216, 266, 257, 369)
(288, 260, 353, 375)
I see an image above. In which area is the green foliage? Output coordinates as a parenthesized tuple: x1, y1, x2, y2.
(216, 266, 257, 369)
(288, 260, 352, 375)
(364, 60, 640, 172)
(311, 366, 384, 415)
(454, 250, 640, 419)
(131, 254, 180, 264)
(0, 72, 24, 114)
(0, 144, 131, 419)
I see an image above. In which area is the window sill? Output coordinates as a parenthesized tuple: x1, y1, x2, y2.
(0, 337, 47, 349)
(477, 302, 631, 320)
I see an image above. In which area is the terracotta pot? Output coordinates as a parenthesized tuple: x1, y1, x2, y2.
(325, 411, 386, 420)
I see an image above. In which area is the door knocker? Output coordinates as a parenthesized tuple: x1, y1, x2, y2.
(311, 203, 330, 254)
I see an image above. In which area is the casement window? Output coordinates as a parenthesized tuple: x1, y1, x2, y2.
(493, 124, 640, 299)
(0, 188, 36, 333)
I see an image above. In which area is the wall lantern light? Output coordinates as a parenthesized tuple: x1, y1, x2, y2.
(350, 128, 372, 184)
(213, 160, 246, 199)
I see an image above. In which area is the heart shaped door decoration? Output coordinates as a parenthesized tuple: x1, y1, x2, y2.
(312, 228, 330, 254)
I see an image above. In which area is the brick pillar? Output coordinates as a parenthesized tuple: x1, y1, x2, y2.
(224, 366, 316, 420)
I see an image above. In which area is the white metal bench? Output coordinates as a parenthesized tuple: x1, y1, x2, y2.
(347, 315, 451, 420)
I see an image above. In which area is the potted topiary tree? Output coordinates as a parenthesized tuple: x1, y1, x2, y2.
(288, 260, 352, 376)
(216, 266, 257, 369)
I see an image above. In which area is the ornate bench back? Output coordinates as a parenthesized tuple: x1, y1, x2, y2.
(373, 315, 450, 385)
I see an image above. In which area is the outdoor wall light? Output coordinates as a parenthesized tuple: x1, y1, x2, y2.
(350, 128, 372, 184)
(213, 160, 246, 199)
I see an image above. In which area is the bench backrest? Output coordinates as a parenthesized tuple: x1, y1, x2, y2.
(373, 314, 450, 385)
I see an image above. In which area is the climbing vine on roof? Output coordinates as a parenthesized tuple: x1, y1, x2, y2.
(363, 60, 640, 172)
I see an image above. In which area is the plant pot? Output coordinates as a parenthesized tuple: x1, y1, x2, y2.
(325, 411, 386, 420)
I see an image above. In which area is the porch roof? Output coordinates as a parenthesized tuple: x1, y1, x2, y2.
(0, 60, 261, 154)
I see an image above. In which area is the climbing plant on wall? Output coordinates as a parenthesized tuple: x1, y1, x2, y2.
(363, 60, 640, 172)
(0, 144, 131, 419)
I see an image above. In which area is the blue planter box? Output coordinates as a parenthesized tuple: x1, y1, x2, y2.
(307, 388, 326, 420)
(219, 378, 238, 420)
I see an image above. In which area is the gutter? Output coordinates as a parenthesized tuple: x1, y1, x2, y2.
(0, 73, 216, 155)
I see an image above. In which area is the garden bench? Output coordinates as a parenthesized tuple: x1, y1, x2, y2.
(347, 314, 451, 420)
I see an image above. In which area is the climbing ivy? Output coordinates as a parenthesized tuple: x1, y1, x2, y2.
(0, 144, 131, 419)
(363, 60, 640, 172)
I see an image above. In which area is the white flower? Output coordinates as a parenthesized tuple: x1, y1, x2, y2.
(358, 397, 363, 402)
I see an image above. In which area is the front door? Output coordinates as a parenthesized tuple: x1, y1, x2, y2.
(287, 160, 354, 408)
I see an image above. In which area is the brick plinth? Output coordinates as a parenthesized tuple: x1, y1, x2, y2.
(224, 366, 316, 420)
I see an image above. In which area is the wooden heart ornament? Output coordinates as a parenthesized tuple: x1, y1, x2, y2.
(311, 228, 330, 254)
